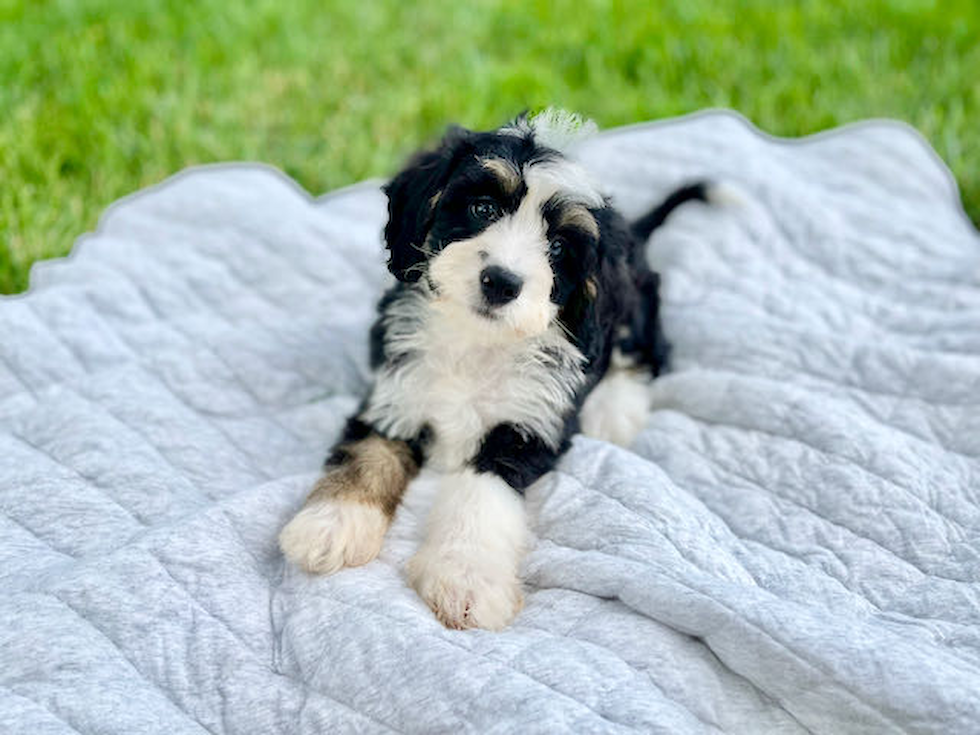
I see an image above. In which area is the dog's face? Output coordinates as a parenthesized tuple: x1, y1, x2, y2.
(383, 117, 606, 340)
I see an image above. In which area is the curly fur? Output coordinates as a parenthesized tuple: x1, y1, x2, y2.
(281, 110, 708, 629)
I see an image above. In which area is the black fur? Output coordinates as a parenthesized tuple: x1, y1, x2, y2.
(325, 416, 374, 466)
(382, 126, 556, 282)
(332, 116, 708, 495)
(369, 286, 404, 369)
(630, 182, 709, 243)
(327, 406, 431, 468)
(472, 420, 576, 492)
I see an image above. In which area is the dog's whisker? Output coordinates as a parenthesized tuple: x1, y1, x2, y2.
(553, 318, 576, 342)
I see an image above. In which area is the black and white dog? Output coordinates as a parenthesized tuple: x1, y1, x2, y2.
(280, 110, 708, 630)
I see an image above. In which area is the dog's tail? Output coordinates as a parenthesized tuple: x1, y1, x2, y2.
(629, 181, 714, 242)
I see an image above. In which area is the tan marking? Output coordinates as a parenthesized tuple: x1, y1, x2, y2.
(480, 157, 521, 194)
(584, 277, 598, 300)
(429, 189, 442, 209)
(307, 435, 418, 518)
(557, 204, 599, 239)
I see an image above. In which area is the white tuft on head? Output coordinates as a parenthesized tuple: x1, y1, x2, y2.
(502, 107, 599, 152)
(530, 107, 599, 150)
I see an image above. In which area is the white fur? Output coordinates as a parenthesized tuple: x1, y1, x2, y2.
(364, 158, 604, 473)
(279, 498, 389, 574)
(502, 107, 599, 152)
(703, 180, 745, 208)
(524, 159, 604, 210)
(579, 363, 652, 448)
(426, 158, 601, 340)
(428, 206, 557, 339)
(406, 468, 527, 630)
(364, 287, 585, 472)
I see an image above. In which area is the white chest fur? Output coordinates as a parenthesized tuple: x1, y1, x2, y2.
(362, 290, 585, 471)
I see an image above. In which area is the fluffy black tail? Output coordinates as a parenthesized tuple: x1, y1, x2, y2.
(630, 182, 710, 242)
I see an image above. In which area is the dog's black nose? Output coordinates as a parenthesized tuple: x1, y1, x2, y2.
(480, 266, 523, 306)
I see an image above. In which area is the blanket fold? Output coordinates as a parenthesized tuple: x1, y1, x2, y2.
(2, 112, 978, 734)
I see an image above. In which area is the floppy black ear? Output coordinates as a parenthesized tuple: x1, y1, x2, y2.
(383, 126, 471, 282)
(580, 206, 671, 375)
(559, 207, 637, 371)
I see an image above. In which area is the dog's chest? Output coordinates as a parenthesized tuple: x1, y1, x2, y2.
(417, 348, 532, 466)
(365, 322, 583, 471)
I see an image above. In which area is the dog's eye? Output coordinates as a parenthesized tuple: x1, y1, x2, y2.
(469, 198, 501, 222)
(548, 237, 566, 259)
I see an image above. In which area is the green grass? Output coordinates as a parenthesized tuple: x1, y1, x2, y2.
(1, 0, 978, 294)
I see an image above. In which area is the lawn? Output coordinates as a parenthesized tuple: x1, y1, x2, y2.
(1, 0, 977, 294)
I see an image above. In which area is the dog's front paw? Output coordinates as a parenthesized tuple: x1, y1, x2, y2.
(279, 495, 389, 574)
(406, 548, 523, 630)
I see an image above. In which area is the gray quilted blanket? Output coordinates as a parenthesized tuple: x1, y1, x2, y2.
(2, 112, 979, 734)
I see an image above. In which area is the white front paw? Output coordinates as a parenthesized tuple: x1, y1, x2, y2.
(406, 548, 524, 630)
(279, 499, 389, 574)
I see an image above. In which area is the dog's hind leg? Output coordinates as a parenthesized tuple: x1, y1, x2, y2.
(579, 260, 667, 448)
(579, 354, 653, 448)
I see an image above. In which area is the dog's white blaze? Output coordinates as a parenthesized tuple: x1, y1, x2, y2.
(426, 159, 601, 340)
(363, 287, 585, 471)
(427, 207, 557, 339)
(524, 159, 604, 210)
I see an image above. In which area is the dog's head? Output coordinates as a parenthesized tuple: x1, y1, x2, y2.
(383, 110, 612, 341)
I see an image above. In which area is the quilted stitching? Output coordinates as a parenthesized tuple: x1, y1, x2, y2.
(2, 114, 979, 734)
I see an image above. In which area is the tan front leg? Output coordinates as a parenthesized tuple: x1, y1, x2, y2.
(280, 435, 418, 574)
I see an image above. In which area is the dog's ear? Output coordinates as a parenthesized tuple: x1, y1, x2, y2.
(559, 207, 635, 367)
(383, 125, 471, 282)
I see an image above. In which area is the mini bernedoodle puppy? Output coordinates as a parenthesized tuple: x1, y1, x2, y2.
(280, 110, 709, 630)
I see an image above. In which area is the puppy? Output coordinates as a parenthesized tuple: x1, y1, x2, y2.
(280, 110, 708, 630)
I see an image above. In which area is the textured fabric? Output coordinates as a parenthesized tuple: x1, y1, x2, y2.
(2, 112, 979, 734)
